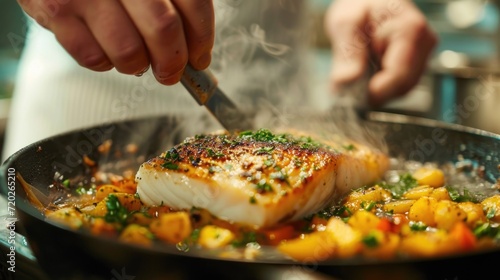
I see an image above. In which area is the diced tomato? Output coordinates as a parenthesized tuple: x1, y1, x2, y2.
(391, 214, 409, 234)
(450, 222, 476, 251)
(376, 218, 392, 232)
(311, 216, 329, 229)
(261, 225, 298, 246)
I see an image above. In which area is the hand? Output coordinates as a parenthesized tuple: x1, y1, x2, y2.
(324, 0, 438, 107)
(18, 0, 215, 85)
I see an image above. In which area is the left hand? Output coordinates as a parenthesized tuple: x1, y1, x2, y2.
(324, 0, 438, 107)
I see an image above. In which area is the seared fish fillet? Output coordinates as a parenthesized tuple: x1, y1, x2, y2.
(136, 129, 389, 228)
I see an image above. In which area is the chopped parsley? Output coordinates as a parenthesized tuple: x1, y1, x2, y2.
(104, 194, 130, 225)
(162, 148, 181, 170)
(361, 201, 376, 211)
(379, 173, 418, 198)
(446, 186, 479, 203)
(249, 196, 257, 204)
(206, 148, 224, 158)
(254, 146, 275, 155)
(255, 181, 274, 193)
(409, 221, 427, 231)
(362, 233, 379, 248)
(343, 144, 356, 151)
(473, 223, 500, 239)
(232, 231, 259, 247)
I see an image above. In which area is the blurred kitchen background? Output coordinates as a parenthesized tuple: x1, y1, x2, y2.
(1, 0, 500, 158)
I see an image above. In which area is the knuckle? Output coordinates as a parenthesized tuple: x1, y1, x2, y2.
(113, 43, 143, 64)
(192, 0, 213, 11)
(407, 14, 430, 38)
(149, 10, 182, 36)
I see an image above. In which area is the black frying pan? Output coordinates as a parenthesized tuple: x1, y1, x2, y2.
(1, 112, 500, 280)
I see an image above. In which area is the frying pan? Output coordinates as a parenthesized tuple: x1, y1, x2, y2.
(1, 112, 500, 280)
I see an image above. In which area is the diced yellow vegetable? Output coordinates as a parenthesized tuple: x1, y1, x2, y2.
(326, 217, 363, 258)
(128, 212, 153, 226)
(481, 195, 500, 223)
(362, 230, 400, 259)
(343, 185, 392, 212)
(119, 224, 153, 246)
(383, 199, 415, 214)
(150, 212, 192, 243)
(412, 168, 445, 188)
(198, 225, 235, 249)
(408, 196, 438, 226)
(434, 200, 467, 230)
(278, 231, 336, 262)
(90, 217, 118, 237)
(458, 202, 487, 227)
(400, 230, 457, 257)
(403, 185, 433, 200)
(90, 193, 143, 217)
(347, 210, 381, 235)
(430, 187, 451, 201)
(96, 185, 124, 200)
(46, 207, 84, 229)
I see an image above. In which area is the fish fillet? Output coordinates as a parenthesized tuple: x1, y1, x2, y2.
(135, 129, 389, 228)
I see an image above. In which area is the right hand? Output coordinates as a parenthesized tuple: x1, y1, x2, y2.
(18, 0, 215, 85)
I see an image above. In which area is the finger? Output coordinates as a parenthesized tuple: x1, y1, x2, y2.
(18, 0, 113, 71)
(50, 16, 114, 71)
(172, 0, 215, 70)
(120, 0, 188, 85)
(81, 0, 150, 75)
(369, 18, 437, 107)
(325, 0, 371, 92)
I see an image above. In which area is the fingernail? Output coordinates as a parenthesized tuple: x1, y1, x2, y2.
(196, 52, 211, 69)
(135, 65, 150, 77)
(94, 60, 114, 71)
(156, 67, 185, 85)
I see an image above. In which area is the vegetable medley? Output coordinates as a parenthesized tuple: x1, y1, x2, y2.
(45, 164, 500, 262)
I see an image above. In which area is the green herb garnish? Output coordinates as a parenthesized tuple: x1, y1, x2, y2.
(104, 194, 129, 225)
(379, 173, 418, 198)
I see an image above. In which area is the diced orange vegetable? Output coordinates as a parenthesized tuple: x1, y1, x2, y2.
(90, 217, 118, 237)
(390, 214, 409, 234)
(95, 185, 122, 201)
(147, 205, 173, 218)
(310, 216, 329, 229)
(449, 222, 476, 251)
(376, 218, 392, 232)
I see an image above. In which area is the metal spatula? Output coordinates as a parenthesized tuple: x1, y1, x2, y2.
(180, 64, 254, 131)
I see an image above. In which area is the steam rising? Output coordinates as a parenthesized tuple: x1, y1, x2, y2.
(202, 0, 387, 153)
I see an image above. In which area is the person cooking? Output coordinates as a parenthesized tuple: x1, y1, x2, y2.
(1, 0, 437, 160)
